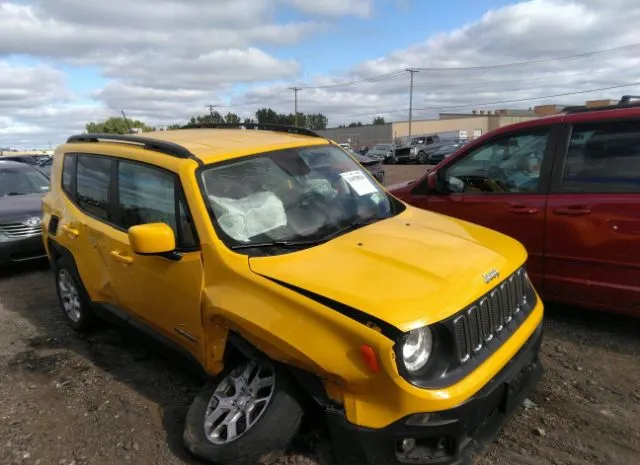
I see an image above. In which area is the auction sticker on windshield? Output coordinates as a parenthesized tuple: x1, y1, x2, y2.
(340, 170, 377, 196)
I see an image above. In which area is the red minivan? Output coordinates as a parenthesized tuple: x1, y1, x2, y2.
(389, 97, 640, 316)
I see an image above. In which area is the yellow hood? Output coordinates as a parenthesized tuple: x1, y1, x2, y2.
(248, 207, 527, 333)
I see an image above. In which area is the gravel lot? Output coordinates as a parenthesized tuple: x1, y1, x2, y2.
(1, 165, 639, 465)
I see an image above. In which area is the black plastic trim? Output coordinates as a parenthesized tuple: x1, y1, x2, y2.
(179, 123, 321, 138)
(66, 133, 200, 162)
(259, 275, 402, 340)
(325, 323, 543, 465)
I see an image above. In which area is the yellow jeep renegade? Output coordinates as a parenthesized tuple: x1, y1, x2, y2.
(42, 124, 544, 465)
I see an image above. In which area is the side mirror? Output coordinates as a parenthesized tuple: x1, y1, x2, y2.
(129, 223, 180, 260)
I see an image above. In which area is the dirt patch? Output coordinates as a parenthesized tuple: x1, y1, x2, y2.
(1, 164, 639, 465)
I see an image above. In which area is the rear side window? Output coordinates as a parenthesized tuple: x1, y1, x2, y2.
(62, 155, 75, 196)
(116, 161, 197, 248)
(76, 155, 112, 220)
(561, 120, 640, 193)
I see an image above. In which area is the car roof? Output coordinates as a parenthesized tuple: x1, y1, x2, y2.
(63, 127, 331, 165)
(486, 103, 640, 137)
(0, 160, 35, 170)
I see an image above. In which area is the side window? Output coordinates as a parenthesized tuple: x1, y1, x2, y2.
(76, 155, 112, 220)
(62, 154, 75, 196)
(559, 120, 640, 193)
(443, 129, 550, 194)
(116, 161, 197, 248)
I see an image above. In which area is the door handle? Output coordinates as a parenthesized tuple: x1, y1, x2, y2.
(554, 207, 591, 216)
(110, 250, 134, 265)
(61, 224, 79, 238)
(506, 205, 539, 215)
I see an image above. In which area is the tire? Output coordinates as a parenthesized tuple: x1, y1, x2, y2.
(417, 151, 427, 164)
(184, 358, 303, 465)
(54, 256, 96, 332)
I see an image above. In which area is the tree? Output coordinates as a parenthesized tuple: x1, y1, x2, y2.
(85, 117, 153, 134)
(348, 121, 363, 127)
(372, 116, 386, 125)
(255, 108, 279, 124)
(306, 113, 328, 130)
(224, 112, 241, 124)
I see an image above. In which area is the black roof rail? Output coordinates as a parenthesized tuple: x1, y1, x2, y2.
(563, 95, 640, 114)
(179, 122, 322, 138)
(66, 133, 194, 159)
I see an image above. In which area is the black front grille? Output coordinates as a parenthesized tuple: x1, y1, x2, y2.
(453, 268, 533, 364)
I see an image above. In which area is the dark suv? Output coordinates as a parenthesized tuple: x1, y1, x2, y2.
(389, 95, 640, 317)
(0, 160, 50, 265)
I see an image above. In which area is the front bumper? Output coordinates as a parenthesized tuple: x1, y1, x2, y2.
(0, 234, 46, 265)
(326, 323, 544, 465)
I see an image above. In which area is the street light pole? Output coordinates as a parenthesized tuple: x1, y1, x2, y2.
(289, 87, 301, 126)
(405, 68, 419, 139)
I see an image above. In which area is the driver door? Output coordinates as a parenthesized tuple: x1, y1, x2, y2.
(419, 125, 559, 289)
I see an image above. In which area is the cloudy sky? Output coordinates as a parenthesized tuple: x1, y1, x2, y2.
(1, 0, 639, 148)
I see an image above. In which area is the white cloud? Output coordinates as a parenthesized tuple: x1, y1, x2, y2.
(2, 0, 640, 147)
(284, 0, 373, 18)
(226, 0, 640, 126)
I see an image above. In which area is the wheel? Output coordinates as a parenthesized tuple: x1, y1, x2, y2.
(184, 358, 303, 465)
(54, 256, 96, 332)
(417, 151, 428, 164)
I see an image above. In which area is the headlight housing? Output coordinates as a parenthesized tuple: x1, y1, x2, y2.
(400, 326, 433, 373)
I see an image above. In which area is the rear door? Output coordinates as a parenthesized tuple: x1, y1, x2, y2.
(544, 118, 640, 315)
(409, 125, 559, 289)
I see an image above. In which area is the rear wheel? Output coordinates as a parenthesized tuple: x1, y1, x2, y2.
(54, 256, 96, 332)
(184, 358, 303, 465)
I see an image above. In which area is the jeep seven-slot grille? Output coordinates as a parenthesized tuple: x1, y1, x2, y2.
(453, 268, 532, 364)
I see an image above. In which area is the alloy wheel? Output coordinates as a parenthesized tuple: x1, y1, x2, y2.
(203, 360, 276, 445)
(58, 269, 81, 323)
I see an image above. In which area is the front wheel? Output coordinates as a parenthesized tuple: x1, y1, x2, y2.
(417, 151, 428, 164)
(184, 359, 303, 465)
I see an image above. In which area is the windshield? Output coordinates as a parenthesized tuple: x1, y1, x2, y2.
(200, 144, 396, 251)
(0, 167, 50, 197)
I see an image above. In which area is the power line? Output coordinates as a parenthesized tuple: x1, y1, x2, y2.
(284, 43, 640, 92)
(335, 81, 640, 119)
(297, 70, 406, 90)
(413, 43, 640, 71)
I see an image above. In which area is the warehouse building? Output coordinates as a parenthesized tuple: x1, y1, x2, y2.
(317, 99, 613, 149)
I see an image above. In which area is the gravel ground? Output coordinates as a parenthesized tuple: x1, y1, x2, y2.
(1, 165, 639, 465)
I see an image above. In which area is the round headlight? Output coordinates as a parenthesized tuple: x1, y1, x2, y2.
(401, 327, 433, 373)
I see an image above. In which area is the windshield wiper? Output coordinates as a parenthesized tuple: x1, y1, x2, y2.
(230, 238, 329, 250)
(230, 217, 384, 251)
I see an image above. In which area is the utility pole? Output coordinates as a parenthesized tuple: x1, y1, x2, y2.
(121, 110, 132, 133)
(206, 104, 218, 124)
(289, 87, 301, 126)
(405, 68, 419, 139)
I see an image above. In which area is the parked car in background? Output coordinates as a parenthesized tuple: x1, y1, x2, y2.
(338, 142, 351, 151)
(390, 96, 640, 317)
(366, 143, 396, 163)
(36, 156, 53, 177)
(394, 134, 443, 164)
(426, 143, 461, 164)
(348, 149, 385, 184)
(1, 154, 52, 178)
(43, 124, 543, 465)
(0, 160, 50, 265)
